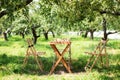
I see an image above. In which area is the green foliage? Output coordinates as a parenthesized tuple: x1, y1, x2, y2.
(0, 0, 32, 14)
(1, 0, 120, 39)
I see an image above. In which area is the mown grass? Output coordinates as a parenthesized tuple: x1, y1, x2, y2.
(0, 35, 120, 80)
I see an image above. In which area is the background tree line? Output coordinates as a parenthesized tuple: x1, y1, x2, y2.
(0, 0, 120, 44)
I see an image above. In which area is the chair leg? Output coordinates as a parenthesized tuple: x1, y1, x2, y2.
(34, 55, 43, 72)
(84, 55, 94, 71)
(106, 54, 109, 67)
(104, 48, 109, 67)
(90, 55, 99, 71)
(23, 53, 29, 67)
(38, 56, 43, 70)
(100, 56, 103, 67)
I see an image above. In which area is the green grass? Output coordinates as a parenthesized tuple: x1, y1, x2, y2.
(0, 35, 120, 80)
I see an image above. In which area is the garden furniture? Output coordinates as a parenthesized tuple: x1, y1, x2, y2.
(23, 38, 45, 72)
(84, 39, 109, 71)
(49, 38, 72, 74)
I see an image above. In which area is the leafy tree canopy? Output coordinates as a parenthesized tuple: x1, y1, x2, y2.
(0, 0, 33, 18)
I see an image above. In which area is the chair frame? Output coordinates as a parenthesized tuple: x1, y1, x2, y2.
(23, 38, 45, 72)
(84, 39, 109, 71)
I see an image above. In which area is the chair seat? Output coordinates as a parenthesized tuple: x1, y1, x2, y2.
(37, 52, 46, 55)
(27, 51, 45, 55)
(84, 52, 106, 56)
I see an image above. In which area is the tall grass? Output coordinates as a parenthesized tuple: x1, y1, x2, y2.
(0, 35, 120, 80)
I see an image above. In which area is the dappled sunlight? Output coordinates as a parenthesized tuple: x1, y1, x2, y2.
(0, 0, 120, 79)
(0, 36, 120, 79)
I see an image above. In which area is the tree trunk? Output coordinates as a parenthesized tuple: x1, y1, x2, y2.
(50, 30, 55, 38)
(44, 32, 48, 40)
(3, 32, 8, 41)
(77, 30, 82, 36)
(31, 27, 40, 44)
(20, 32, 25, 39)
(90, 31, 94, 39)
(0, 28, 2, 35)
(8, 31, 11, 37)
(43, 29, 49, 40)
(84, 30, 89, 38)
(102, 17, 107, 40)
(89, 29, 96, 40)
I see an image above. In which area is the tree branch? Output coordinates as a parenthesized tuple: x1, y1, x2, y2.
(100, 10, 120, 16)
(107, 31, 117, 35)
(0, 0, 33, 18)
(0, 11, 7, 18)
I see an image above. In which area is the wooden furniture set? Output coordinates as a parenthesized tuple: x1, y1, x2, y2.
(23, 38, 109, 74)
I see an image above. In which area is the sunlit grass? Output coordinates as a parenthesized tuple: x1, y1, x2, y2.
(0, 35, 120, 80)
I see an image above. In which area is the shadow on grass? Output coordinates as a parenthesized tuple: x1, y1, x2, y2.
(0, 54, 53, 75)
(98, 63, 120, 80)
(97, 54, 120, 80)
(0, 53, 87, 76)
(0, 53, 120, 79)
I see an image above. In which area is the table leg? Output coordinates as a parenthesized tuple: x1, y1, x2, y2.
(49, 44, 72, 74)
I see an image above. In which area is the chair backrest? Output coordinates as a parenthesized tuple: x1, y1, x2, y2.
(26, 38, 37, 55)
(94, 39, 108, 54)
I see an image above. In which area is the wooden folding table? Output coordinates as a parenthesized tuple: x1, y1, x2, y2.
(49, 39, 72, 74)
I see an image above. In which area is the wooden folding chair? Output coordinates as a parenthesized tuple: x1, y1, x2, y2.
(23, 38, 45, 72)
(84, 39, 109, 71)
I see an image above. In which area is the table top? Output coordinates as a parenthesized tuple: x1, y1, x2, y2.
(50, 38, 71, 44)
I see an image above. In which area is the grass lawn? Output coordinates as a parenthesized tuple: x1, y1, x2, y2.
(0, 35, 120, 80)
